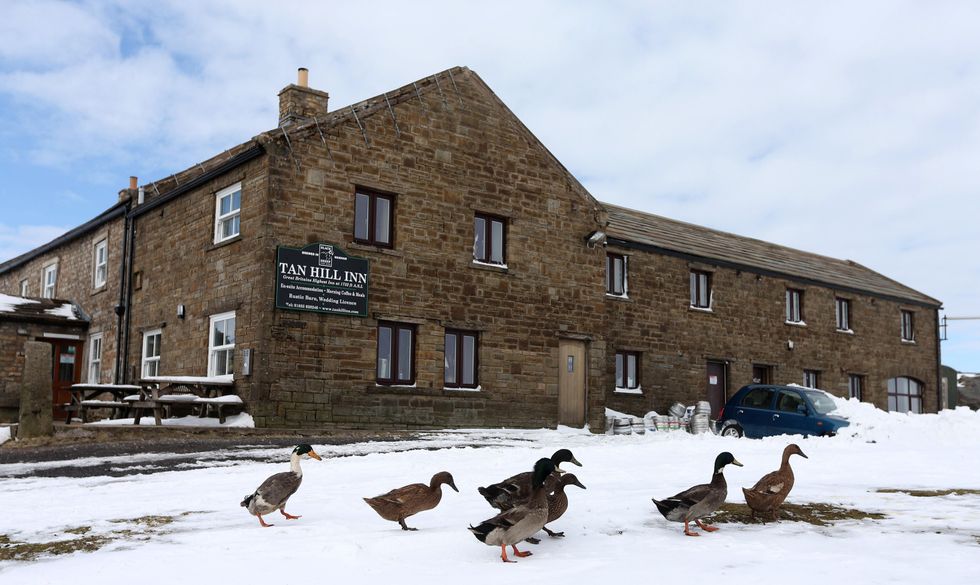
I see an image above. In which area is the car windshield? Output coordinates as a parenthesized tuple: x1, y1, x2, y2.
(804, 390, 838, 415)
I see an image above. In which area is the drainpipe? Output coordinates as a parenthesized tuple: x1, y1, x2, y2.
(113, 178, 136, 384)
(122, 216, 136, 383)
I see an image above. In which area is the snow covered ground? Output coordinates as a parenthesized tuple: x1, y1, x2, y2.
(1, 401, 979, 583)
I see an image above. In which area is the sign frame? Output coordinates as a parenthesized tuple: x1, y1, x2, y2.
(274, 242, 370, 317)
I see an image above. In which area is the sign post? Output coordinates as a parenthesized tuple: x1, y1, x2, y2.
(275, 243, 369, 317)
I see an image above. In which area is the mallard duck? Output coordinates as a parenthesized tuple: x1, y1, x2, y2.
(540, 473, 587, 538)
(743, 443, 807, 520)
(363, 471, 459, 531)
(653, 451, 743, 536)
(478, 448, 582, 511)
(469, 458, 556, 563)
(240, 444, 322, 527)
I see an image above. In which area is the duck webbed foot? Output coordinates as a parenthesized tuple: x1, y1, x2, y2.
(524, 536, 541, 544)
(280, 509, 301, 520)
(500, 545, 516, 563)
(542, 526, 565, 537)
(399, 519, 418, 531)
(511, 545, 532, 558)
(258, 515, 274, 528)
(683, 520, 700, 536)
(694, 519, 718, 532)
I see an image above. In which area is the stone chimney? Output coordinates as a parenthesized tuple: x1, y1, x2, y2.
(278, 67, 329, 126)
(118, 176, 138, 203)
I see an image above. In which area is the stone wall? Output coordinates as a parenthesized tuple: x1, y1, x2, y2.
(604, 247, 940, 416)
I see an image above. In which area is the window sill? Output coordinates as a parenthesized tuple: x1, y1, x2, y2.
(349, 242, 403, 257)
(613, 387, 643, 395)
(688, 306, 713, 313)
(470, 260, 508, 273)
(209, 235, 241, 251)
(837, 328, 855, 335)
(605, 293, 631, 302)
(901, 339, 917, 345)
(366, 384, 487, 398)
(443, 385, 482, 392)
(90, 286, 108, 297)
(785, 320, 807, 327)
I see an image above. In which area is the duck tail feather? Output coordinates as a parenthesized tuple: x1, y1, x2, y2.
(468, 522, 492, 543)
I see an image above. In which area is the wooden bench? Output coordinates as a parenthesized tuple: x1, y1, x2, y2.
(69, 384, 142, 424)
(133, 376, 240, 425)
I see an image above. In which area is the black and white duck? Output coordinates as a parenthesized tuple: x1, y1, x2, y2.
(240, 444, 322, 527)
(653, 451, 743, 536)
(363, 471, 459, 531)
(477, 448, 582, 511)
(743, 444, 807, 520)
(469, 458, 556, 562)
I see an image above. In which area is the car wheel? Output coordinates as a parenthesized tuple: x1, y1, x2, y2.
(720, 423, 743, 438)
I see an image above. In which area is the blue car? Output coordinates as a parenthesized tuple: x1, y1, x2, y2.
(718, 384, 850, 438)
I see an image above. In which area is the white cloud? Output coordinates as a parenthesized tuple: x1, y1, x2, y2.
(0, 224, 69, 263)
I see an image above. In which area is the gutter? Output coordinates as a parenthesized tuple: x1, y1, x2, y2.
(113, 208, 131, 384)
(606, 236, 942, 310)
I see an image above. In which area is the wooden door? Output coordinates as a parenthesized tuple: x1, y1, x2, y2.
(50, 339, 82, 420)
(558, 339, 586, 427)
(706, 360, 728, 419)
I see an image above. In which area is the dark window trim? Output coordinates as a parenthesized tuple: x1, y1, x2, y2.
(901, 310, 915, 341)
(606, 253, 627, 296)
(848, 374, 864, 401)
(888, 376, 923, 413)
(377, 321, 415, 386)
(473, 212, 507, 265)
(615, 350, 641, 389)
(803, 369, 820, 388)
(690, 270, 712, 308)
(836, 297, 851, 331)
(751, 364, 773, 385)
(354, 188, 396, 249)
(444, 329, 479, 389)
(786, 288, 804, 323)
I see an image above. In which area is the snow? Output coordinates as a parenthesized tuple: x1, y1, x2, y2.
(1, 407, 979, 583)
(142, 375, 234, 384)
(86, 413, 254, 428)
(44, 303, 78, 320)
(0, 426, 10, 445)
(0, 293, 39, 313)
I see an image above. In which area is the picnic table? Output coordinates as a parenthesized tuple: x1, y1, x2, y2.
(67, 384, 143, 424)
(132, 375, 243, 425)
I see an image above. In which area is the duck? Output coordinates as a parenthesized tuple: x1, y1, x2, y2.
(540, 473, 587, 538)
(469, 458, 557, 563)
(240, 444, 322, 527)
(478, 448, 582, 511)
(742, 443, 807, 520)
(653, 451, 743, 537)
(363, 471, 459, 531)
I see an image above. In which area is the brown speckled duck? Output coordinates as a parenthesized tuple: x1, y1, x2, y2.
(363, 471, 459, 530)
(653, 452, 743, 536)
(743, 443, 807, 520)
(469, 458, 556, 563)
(541, 473, 587, 538)
(240, 444, 321, 527)
(477, 449, 582, 511)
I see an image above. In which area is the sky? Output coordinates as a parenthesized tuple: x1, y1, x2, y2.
(0, 1, 978, 372)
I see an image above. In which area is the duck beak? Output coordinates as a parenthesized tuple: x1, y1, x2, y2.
(732, 459, 744, 467)
(449, 480, 459, 493)
(799, 451, 809, 459)
(573, 479, 587, 490)
(308, 450, 323, 461)
(569, 456, 583, 467)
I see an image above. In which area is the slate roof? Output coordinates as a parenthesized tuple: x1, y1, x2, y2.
(0, 293, 89, 325)
(602, 202, 941, 308)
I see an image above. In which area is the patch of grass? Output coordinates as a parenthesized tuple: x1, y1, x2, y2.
(0, 533, 112, 562)
(63, 526, 91, 535)
(710, 502, 887, 526)
(877, 488, 980, 497)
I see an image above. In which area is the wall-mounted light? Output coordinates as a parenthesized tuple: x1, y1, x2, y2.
(177, 304, 185, 319)
(787, 340, 795, 350)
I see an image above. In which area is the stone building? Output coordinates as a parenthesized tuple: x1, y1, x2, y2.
(0, 66, 943, 429)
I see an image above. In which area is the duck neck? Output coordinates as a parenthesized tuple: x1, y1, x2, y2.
(289, 453, 303, 477)
(428, 477, 442, 492)
(712, 467, 728, 488)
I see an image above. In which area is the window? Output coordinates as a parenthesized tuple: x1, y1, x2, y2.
(888, 376, 922, 413)
(354, 189, 394, 248)
(803, 369, 819, 388)
(836, 298, 850, 331)
(42, 264, 57, 298)
(777, 390, 805, 413)
(93, 238, 108, 288)
(377, 322, 415, 385)
(87, 333, 103, 383)
(901, 310, 915, 342)
(741, 387, 775, 408)
(445, 330, 478, 389)
(849, 374, 863, 401)
(615, 351, 640, 390)
(142, 329, 162, 378)
(786, 288, 804, 323)
(19, 279, 28, 296)
(751, 364, 772, 385)
(208, 312, 236, 377)
(606, 253, 627, 296)
(690, 270, 711, 308)
(214, 182, 242, 244)
(473, 213, 506, 265)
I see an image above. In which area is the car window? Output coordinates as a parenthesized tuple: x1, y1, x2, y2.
(777, 391, 805, 412)
(741, 387, 775, 408)
(804, 390, 838, 415)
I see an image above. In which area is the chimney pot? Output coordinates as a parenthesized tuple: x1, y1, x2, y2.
(298, 68, 309, 87)
(129, 176, 138, 190)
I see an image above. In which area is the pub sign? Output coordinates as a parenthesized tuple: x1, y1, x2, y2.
(275, 243, 369, 317)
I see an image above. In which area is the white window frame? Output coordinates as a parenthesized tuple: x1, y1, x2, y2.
(87, 332, 103, 384)
(19, 279, 28, 296)
(803, 369, 819, 389)
(786, 288, 803, 323)
(213, 182, 242, 244)
(93, 238, 108, 288)
(901, 310, 915, 342)
(207, 311, 236, 377)
(141, 329, 162, 379)
(835, 297, 851, 331)
(42, 263, 58, 298)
